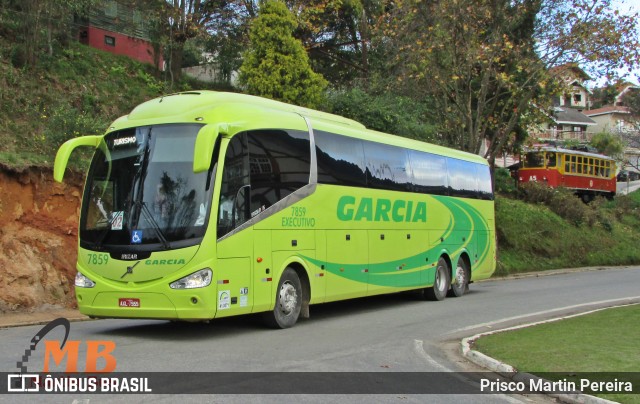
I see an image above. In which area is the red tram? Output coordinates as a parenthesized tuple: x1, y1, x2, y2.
(516, 147, 616, 201)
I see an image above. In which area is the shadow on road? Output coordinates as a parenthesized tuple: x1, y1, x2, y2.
(95, 289, 470, 339)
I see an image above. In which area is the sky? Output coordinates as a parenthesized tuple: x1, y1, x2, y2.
(606, 0, 640, 85)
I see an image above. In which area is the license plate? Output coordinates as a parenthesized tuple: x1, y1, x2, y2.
(119, 298, 140, 308)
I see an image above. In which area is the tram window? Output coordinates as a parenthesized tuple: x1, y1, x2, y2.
(546, 152, 557, 168)
(577, 157, 583, 173)
(523, 152, 544, 168)
(564, 155, 570, 172)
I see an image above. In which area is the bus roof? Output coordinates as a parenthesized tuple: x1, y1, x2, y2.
(524, 146, 615, 161)
(122, 91, 365, 129)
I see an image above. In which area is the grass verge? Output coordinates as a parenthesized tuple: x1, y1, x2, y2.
(474, 304, 640, 403)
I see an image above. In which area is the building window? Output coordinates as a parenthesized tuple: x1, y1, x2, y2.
(105, 1, 117, 18)
(573, 94, 582, 104)
(104, 35, 116, 47)
(133, 11, 142, 25)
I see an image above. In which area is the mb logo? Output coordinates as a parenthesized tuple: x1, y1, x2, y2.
(8, 318, 117, 393)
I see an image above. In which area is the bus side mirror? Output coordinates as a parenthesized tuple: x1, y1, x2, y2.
(193, 124, 219, 173)
(54, 135, 102, 182)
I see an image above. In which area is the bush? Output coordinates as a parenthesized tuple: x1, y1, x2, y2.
(324, 88, 437, 142)
(517, 182, 603, 228)
(39, 104, 107, 154)
(494, 167, 517, 195)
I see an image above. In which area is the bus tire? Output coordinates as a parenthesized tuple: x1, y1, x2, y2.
(448, 257, 469, 297)
(424, 257, 450, 301)
(264, 268, 302, 329)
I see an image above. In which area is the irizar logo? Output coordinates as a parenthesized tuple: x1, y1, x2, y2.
(337, 196, 427, 222)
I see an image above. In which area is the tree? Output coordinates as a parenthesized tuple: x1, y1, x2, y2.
(285, 0, 384, 84)
(4, 0, 97, 67)
(590, 132, 624, 157)
(157, 0, 240, 83)
(621, 88, 640, 134)
(590, 83, 619, 109)
(239, 1, 327, 108)
(374, 0, 640, 168)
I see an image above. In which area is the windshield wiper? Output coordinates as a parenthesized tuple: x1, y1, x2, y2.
(138, 201, 170, 250)
(92, 211, 121, 250)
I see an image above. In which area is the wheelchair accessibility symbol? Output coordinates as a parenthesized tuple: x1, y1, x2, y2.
(131, 230, 143, 244)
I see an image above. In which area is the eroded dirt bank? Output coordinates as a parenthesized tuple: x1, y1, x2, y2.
(0, 165, 84, 312)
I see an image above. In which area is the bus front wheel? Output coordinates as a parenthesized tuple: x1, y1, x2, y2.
(424, 257, 450, 301)
(264, 268, 302, 329)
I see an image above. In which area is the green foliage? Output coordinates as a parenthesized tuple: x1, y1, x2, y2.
(239, 1, 328, 108)
(517, 182, 603, 227)
(590, 132, 624, 158)
(0, 38, 198, 169)
(494, 167, 517, 195)
(40, 105, 107, 153)
(324, 88, 436, 142)
(591, 83, 619, 109)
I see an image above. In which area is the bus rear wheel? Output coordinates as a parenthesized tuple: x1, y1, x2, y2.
(448, 257, 469, 297)
(264, 268, 302, 329)
(424, 257, 450, 301)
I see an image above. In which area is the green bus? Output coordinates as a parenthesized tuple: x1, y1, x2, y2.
(54, 91, 496, 328)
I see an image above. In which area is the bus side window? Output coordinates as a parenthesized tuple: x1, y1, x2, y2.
(447, 158, 478, 198)
(218, 134, 250, 237)
(248, 129, 311, 212)
(408, 150, 447, 196)
(315, 131, 367, 187)
(362, 142, 412, 192)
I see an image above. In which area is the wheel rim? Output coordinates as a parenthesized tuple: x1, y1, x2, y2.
(454, 264, 465, 288)
(435, 266, 446, 291)
(278, 281, 298, 315)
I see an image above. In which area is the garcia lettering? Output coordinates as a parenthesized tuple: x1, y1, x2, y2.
(337, 196, 427, 222)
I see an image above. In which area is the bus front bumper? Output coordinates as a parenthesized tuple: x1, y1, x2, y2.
(76, 290, 216, 321)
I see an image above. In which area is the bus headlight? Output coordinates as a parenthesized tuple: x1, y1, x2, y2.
(75, 272, 96, 288)
(170, 268, 212, 289)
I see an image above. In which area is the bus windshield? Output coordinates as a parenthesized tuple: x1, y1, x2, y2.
(80, 124, 216, 249)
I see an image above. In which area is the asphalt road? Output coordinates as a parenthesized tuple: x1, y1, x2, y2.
(1, 266, 639, 403)
(617, 179, 640, 195)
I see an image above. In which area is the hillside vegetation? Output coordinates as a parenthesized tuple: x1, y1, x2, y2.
(0, 37, 210, 169)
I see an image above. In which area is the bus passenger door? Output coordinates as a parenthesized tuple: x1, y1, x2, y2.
(325, 230, 368, 301)
(215, 134, 254, 317)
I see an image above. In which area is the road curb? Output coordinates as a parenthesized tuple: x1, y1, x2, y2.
(0, 309, 91, 329)
(461, 302, 639, 404)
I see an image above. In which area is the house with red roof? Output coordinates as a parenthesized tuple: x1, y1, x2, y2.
(584, 105, 634, 134)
